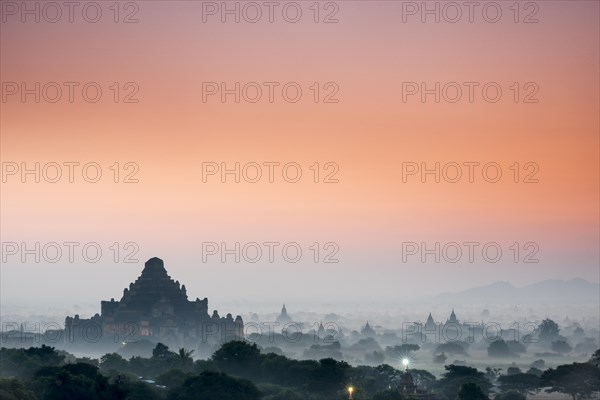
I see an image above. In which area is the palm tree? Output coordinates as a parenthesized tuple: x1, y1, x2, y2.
(178, 348, 195, 360)
(177, 348, 195, 371)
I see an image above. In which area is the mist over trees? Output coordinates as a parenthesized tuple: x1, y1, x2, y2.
(1, 311, 599, 400)
(1, 341, 599, 400)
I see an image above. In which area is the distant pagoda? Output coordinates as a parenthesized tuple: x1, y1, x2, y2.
(65, 257, 243, 345)
(425, 312, 436, 330)
(276, 304, 292, 323)
(446, 309, 458, 324)
(361, 321, 376, 336)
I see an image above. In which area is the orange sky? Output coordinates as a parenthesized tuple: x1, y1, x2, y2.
(1, 1, 598, 306)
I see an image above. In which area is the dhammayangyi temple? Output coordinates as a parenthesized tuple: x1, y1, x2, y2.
(65, 257, 243, 346)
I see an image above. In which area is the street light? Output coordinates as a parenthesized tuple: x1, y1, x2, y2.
(347, 386, 354, 400)
(402, 358, 410, 371)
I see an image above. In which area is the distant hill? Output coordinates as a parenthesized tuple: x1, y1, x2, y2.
(433, 279, 599, 305)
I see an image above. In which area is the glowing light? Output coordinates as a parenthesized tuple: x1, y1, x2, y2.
(348, 386, 354, 394)
(402, 358, 410, 367)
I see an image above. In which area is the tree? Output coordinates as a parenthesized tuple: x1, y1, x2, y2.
(575, 339, 598, 353)
(526, 367, 543, 377)
(127, 356, 152, 377)
(372, 388, 404, 400)
(457, 382, 489, 400)
(152, 343, 173, 359)
(488, 340, 511, 358)
(156, 369, 193, 388)
(530, 359, 545, 369)
(100, 352, 128, 372)
(362, 363, 403, 394)
(24, 345, 65, 365)
(437, 342, 468, 356)
(0, 346, 66, 379)
(119, 380, 161, 400)
(541, 362, 600, 400)
(589, 349, 600, 367)
(177, 348, 194, 361)
(498, 373, 540, 394)
(505, 341, 526, 354)
(484, 367, 502, 383)
(506, 366, 521, 375)
(32, 362, 119, 400)
(303, 341, 343, 360)
(494, 391, 526, 400)
(538, 319, 560, 342)
(401, 343, 420, 352)
(435, 365, 491, 400)
(552, 340, 573, 354)
(176, 348, 195, 371)
(168, 371, 260, 400)
(256, 383, 304, 400)
(384, 344, 420, 364)
(411, 369, 437, 390)
(211, 341, 261, 379)
(193, 359, 217, 374)
(75, 357, 100, 367)
(0, 378, 36, 400)
(573, 327, 585, 338)
(307, 358, 350, 395)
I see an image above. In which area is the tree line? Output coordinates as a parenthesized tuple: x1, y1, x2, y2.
(0, 342, 598, 400)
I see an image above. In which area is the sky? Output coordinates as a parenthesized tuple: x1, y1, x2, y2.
(1, 1, 599, 312)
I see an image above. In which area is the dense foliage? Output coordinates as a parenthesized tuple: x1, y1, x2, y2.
(0, 343, 598, 400)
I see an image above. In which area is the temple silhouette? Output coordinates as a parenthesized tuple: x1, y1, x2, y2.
(65, 257, 243, 345)
(276, 304, 291, 323)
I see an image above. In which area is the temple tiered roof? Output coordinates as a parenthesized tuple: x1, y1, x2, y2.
(101, 257, 210, 324)
(117, 257, 191, 313)
(67, 257, 243, 344)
